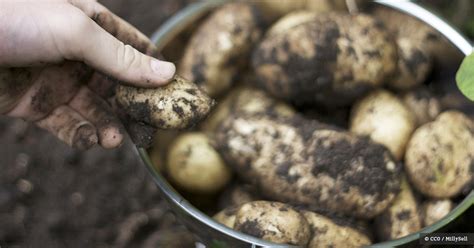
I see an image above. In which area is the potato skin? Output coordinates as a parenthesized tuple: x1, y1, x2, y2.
(302, 211, 371, 248)
(375, 176, 421, 240)
(217, 114, 400, 218)
(179, 3, 263, 97)
(405, 111, 474, 198)
(252, 13, 397, 106)
(402, 88, 441, 126)
(116, 76, 214, 129)
(234, 201, 310, 246)
(388, 37, 431, 90)
(350, 90, 416, 160)
(422, 199, 453, 227)
(167, 132, 231, 194)
(218, 184, 260, 210)
(213, 205, 239, 229)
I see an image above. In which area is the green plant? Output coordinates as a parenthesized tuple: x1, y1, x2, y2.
(456, 52, 474, 101)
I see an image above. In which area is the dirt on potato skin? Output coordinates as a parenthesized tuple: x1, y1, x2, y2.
(0, 1, 197, 247)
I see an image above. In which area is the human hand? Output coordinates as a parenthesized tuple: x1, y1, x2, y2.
(0, 0, 176, 149)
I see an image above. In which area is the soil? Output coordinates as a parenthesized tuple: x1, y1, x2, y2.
(0, 1, 196, 247)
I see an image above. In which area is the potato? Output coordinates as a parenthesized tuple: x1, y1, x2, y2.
(213, 205, 239, 229)
(167, 132, 231, 194)
(217, 114, 400, 218)
(252, 12, 397, 106)
(388, 37, 432, 90)
(233, 201, 311, 246)
(218, 184, 260, 209)
(200, 86, 295, 133)
(402, 88, 441, 126)
(302, 211, 371, 248)
(350, 90, 416, 160)
(375, 176, 421, 240)
(149, 130, 179, 172)
(178, 3, 263, 97)
(405, 111, 474, 198)
(422, 199, 453, 226)
(116, 76, 214, 129)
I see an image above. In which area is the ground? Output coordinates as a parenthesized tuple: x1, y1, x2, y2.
(0, 1, 196, 247)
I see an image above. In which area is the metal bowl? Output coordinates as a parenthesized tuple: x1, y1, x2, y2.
(134, 1, 474, 247)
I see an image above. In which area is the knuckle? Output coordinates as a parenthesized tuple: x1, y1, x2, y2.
(115, 44, 143, 72)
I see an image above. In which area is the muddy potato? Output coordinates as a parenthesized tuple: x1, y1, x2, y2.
(213, 206, 239, 229)
(252, 12, 397, 106)
(233, 201, 311, 246)
(375, 176, 421, 240)
(350, 90, 416, 160)
(116, 76, 214, 129)
(217, 114, 400, 218)
(405, 111, 474, 198)
(402, 87, 441, 126)
(302, 211, 371, 248)
(388, 37, 432, 90)
(200, 86, 295, 133)
(422, 199, 453, 226)
(167, 132, 231, 194)
(179, 3, 262, 97)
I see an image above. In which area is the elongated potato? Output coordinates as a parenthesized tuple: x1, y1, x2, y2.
(375, 176, 421, 240)
(252, 12, 397, 106)
(405, 111, 474, 198)
(179, 3, 263, 97)
(402, 87, 441, 126)
(116, 76, 214, 129)
(167, 132, 231, 194)
(217, 114, 400, 218)
(302, 211, 371, 248)
(350, 90, 416, 160)
(422, 199, 453, 226)
(233, 201, 311, 246)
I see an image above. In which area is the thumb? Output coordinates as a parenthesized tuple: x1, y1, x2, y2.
(65, 13, 175, 88)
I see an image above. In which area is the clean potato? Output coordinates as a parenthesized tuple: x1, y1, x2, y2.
(405, 111, 474, 198)
(402, 87, 441, 126)
(375, 176, 421, 240)
(167, 132, 231, 194)
(233, 201, 311, 246)
(217, 114, 400, 218)
(422, 199, 453, 226)
(252, 12, 397, 106)
(302, 211, 371, 248)
(116, 76, 214, 129)
(179, 3, 263, 97)
(350, 90, 416, 160)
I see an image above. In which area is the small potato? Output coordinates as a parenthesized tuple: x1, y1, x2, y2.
(213, 206, 239, 229)
(350, 90, 416, 160)
(116, 76, 214, 129)
(200, 86, 295, 133)
(405, 111, 474, 198)
(402, 87, 441, 126)
(375, 177, 422, 240)
(167, 132, 231, 194)
(179, 3, 263, 97)
(217, 114, 401, 218)
(302, 211, 371, 248)
(388, 37, 432, 90)
(422, 199, 453, 226)
(234, 201, 311, 246)
(252, 12, 397, 106)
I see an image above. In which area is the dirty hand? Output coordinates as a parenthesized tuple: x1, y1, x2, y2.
(0, 0, 176, 149)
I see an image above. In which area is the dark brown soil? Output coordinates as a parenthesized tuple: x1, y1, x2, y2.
(0, 1, 196, 247)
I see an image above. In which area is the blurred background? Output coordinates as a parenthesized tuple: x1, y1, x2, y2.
(0, 1, 472, 247)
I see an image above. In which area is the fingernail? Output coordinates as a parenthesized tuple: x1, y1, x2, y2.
(150, 59, 176, 83)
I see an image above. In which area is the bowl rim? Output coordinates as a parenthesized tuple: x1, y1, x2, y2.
(138, 0, 474, 247)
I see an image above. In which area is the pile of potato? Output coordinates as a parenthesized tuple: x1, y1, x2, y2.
(150, 2, 474, 247)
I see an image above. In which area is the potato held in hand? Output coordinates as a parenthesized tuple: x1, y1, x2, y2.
(405, 111, 474, 198)
(252, 12, 397, 106)
(116, 76, 214, 129)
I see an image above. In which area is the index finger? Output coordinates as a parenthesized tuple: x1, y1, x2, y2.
(69, 0, 157, 55)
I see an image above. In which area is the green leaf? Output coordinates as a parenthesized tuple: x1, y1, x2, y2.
(456, 52, 474, 101)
